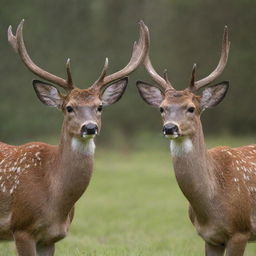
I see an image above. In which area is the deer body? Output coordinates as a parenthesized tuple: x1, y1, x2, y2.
(171, 128, 256, 246)
(0, 135, 93, 244)
(137, 25, 256, 255)
(4, 20, 149, 255)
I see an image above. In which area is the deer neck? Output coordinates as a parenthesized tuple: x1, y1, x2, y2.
(170, 122, 216, 222)
(52, 125, 95, 217)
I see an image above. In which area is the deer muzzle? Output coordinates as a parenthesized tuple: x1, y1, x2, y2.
(163, 122, 179, 138)
(80, 122, 98, 137)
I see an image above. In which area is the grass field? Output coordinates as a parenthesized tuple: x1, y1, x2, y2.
(1, 136, 256, 255)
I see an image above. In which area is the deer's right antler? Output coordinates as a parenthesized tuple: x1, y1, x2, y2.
(143, 26, 230, 93)
(143, 25, 175, 93)
(8, 20, 149, 93)
(189, 26, 230, 92)
(90, 20, 149, 92)
(8, 19, 74, 91)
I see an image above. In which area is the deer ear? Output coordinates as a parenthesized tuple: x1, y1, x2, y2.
(136, 81, 164, 107)
(200, 81, 229, 110)
(33, 80, 63, 108)
(100, 77, 128, 106)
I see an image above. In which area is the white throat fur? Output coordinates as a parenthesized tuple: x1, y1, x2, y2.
(170, 137, 193, 157)
(71, 137, 95, 155)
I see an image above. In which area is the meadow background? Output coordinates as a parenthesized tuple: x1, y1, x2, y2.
(0, 0, 256, 255)
(1, 137, 256, 255)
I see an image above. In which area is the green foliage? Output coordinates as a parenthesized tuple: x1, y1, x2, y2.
(1, 0, 256, 145)
(1, 136, 256, 255)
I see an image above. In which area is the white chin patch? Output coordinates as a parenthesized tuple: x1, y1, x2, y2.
(170, 137, 193, 157)
(164, 134, 179, 139)
(71, 137, 96, 155)
(82, 133, 96, 139)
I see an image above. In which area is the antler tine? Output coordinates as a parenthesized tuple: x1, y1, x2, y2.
(192, 26, 230, 91)
(189, 63, 197, 91)
(8, 19, 74, 91)
(91, 20, 149, 90)
(163, 69, 172, 85)
(93, 57, 109, 85)
(143, 32, 174, 92)
(66, 58, 73, 86)
(8, 26, 18, 53)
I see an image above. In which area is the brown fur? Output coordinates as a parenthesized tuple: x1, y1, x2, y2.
(168, 94, 256, 255)
(6, 19, 149, 256)
(137, 24, 235, 255)
(0, 87, 101, 255)
(0, 137, 93, 245)
(0, 71, 131, 255)
(137, 82, 255, 255)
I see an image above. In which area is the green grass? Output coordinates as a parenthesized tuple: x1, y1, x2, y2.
(1, 136, 256, 255)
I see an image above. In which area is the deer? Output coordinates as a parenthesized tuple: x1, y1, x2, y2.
(0, 19, 149, 256)
(137, 26, 256, 255)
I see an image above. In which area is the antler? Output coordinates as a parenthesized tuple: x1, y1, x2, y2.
(8, 19, 74, 91)
(143, 27, 174, 92)
(91, 20, 149, 91)
(189, 26, 230, 91)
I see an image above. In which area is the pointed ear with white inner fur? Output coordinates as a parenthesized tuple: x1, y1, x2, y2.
(136, 81, 164, 107)
(200, 81, 229, 110)
(100, 77, 128, 106)
(33, 80, 64, 109)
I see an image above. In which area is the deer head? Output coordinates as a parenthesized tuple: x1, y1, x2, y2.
(8, 20, 149, 141)
(137, 26, 230, 140)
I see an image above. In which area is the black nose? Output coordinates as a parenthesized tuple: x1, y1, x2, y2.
(81, 123, 98, 136)
(163, 123, 179, 135)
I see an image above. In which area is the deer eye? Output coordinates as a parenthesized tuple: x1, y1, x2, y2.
(160, 107, 164, 113)
(187, 107, 195, 113)
(66, 106, 74, 113)
(97, 105, 103, 112)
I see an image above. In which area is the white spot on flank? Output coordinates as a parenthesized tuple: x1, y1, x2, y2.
(243, 173, 250, 180)
(170, 137, 193, 157)
(27, 145, 39, 149)
(226, 151, 232, 156)
(35, 152, 41, 160)
(19, 157, 26, 164)
(71, 138, 96, 156)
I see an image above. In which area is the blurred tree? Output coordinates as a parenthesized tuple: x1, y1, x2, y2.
(0, 0, 256, 145)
